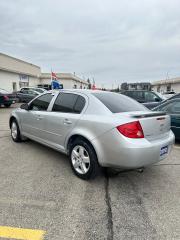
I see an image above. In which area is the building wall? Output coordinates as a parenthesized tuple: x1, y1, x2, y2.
(39, 78, 74, 89)
(0, 70, 39, 92)
(0, 54, 88, 91)
(152, 82, 180, 93)
(39, 77, 88, 89)
(0, 53, 41, 77)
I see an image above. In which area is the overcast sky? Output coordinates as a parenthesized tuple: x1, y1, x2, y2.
(0, 0, 180, 87)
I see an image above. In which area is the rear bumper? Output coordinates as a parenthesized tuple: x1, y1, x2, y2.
(92, 130, 175, 168)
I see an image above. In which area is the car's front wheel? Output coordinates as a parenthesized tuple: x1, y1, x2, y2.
(11, 119, 22, 142)
(4, 104, 11, 108)
(69, 139, 100, 180)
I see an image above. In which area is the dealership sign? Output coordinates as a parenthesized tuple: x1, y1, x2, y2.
(19, 74, 29, 83)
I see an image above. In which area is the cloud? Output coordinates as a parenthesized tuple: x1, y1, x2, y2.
(0, 0, 180, 87)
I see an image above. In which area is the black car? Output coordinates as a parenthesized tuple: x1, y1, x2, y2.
(122, 90, 165, 109)
(0, 88, 16, 107)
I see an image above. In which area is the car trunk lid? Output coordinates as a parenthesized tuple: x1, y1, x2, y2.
(114, 111, 171, 140)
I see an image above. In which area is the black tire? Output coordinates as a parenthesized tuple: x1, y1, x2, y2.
(10, 119, 22, 142)
(69, 138, 100, 180)
(4, 104, 11, 108)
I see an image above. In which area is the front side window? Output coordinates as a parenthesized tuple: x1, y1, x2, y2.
(52, 93, 85, 113)
(27, 90, 38, 95)
(144, 92, 160, 102)
(29, 94, 53, 111)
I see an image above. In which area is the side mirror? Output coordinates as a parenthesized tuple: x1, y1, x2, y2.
(20, 103, 29, 110)
(155, 97, 161, 102)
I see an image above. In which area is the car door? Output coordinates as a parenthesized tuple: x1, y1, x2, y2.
(41, 92, 86, 151)
(20, 93, 54, 140)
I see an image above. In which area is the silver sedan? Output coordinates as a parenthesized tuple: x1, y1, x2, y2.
(9, 90, 175, 179)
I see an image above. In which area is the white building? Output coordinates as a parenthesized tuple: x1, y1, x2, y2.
(0, 53, 88, 92)
(152, 77, 180, 93)
(40, 73, 88, 89)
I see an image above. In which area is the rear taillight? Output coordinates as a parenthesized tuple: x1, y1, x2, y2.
(117, 121, 144, 139)
(3, 95, 9, 100)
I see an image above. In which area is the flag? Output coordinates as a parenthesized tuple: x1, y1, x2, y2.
(51, 71, 58, 80)
(51, 71, 61, 89)
(92, 79, 96, 90)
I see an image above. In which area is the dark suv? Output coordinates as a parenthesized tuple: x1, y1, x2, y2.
(122, 90, 164, 109)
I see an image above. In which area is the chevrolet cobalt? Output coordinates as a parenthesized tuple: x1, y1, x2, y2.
(10, 90, 174, 179)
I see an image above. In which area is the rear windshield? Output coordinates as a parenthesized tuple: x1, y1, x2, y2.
(92, 92, 147, 113)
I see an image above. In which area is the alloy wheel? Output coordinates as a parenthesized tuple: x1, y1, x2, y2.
(71, 145, 90, 174)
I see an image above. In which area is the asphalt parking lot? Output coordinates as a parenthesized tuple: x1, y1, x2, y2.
(0, 104, 180, 240)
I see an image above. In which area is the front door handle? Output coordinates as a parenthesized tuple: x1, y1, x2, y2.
(36, 115, 43, 120)
(63, 119, 72, 125)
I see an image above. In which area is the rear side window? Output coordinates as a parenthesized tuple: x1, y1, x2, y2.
(163, 101, 180, 113)
(74, 96, 86, 113)
(52, 93, 85, 113)
(133, 91, 144, 100)
(30, 94, 53, 111)
(92, 92, 147, 113)
(124, 91, 133, 97)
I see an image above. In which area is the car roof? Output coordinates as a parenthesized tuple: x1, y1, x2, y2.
(49, 89, 110, 95)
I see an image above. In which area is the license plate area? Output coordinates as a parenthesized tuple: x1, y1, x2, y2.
(160, 146, 168, 156)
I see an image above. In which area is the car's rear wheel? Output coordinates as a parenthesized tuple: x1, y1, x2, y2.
(69, 139, 100, 180)
(11, 119, 22, 142)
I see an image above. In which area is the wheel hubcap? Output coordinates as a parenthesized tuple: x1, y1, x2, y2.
(71, 145, 90, 174)
(11, 122, 17, 139)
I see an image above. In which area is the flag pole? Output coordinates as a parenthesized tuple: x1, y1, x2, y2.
(51, 68, 53, 90)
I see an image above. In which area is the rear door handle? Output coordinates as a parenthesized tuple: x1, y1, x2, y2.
(63, 119, 72, 125)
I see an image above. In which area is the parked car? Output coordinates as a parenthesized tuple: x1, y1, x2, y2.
(9, 90, 174, 179)
(146, 93, 180, 109)
(168, 93, 180, 100)
(163, 91, 176, 99)
(122, 90, 166, 109)
(20, 87, 47, 94)
(0, 88, 16, 107)
(153, 99, 180, 140)
(37, 84, 52, 90)
(16, 89, 40, 103)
